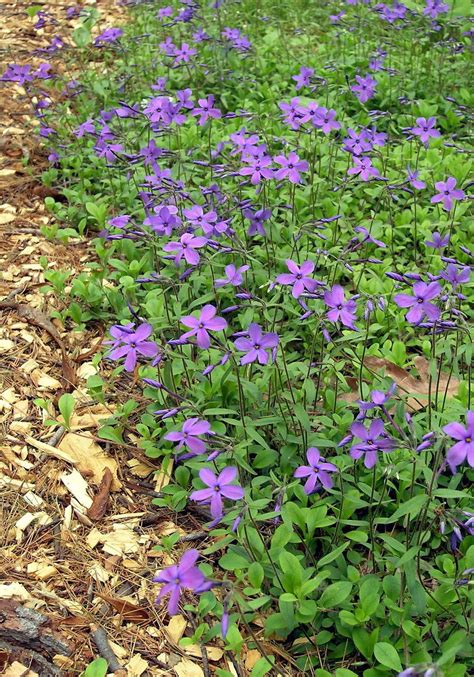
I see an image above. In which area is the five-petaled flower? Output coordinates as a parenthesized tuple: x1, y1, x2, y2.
(294, 448, 338, 494)
(350, 419, 396, 468)
(431, 177, 465, 211)
(179, 304, 228, 348)
(153, 549, 212, 615)
(274, 151, 308, 184)
(163, 232, 208, 266)
(411, 117, 440, 145)
(164, 417, 214, 455)
(394, 281, 441, 324)
(107, 323, 158, 371)
(234, 323, 279, 365)
(276, 259, 321, 298)
(215, 264, 249, 288)
(443, 411, 474, 472)
(324, 285, 358, 329)
(190, 467, 244, 518)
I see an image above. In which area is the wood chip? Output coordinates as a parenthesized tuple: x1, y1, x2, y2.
(59, 432, 121, 490)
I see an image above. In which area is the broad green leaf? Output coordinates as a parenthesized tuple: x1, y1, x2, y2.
(374, 642, 403, 672)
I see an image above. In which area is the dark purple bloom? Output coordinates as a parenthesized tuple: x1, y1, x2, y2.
(324, 285, 357, 329)
(294, 448, 337, 494)
(350, 419, 395, 468)
(244, 207, 271, 236)
(431, 177, 465, 211)
(179, 305, 227, 349)
(163, 233, 208, 266)
(357, 384, 396, 416)
(153, 549, 212, 615)
(190, 467, 244, 518)
(276, 259, 321, 298)
(165, 418, 213, 455)
(145, 206, 181, 235)
(274, 152, 308, 184)
(394, 281, 441, 324)
(215, 264, 249, 288)
(354, 226, 386, 248)
(411, 117, 440, 145)
(107, 323, 158, 371)
(173, 42, 197, 64)
(292, 66, 314, 90)
(234, 323, 279, 365)
(73, 118, 96, 138)
(443, 411, 474, 471)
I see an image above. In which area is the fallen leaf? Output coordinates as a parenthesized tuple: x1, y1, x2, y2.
(59, 432, 121, 490)
(96, 593, 150, 622)
(3, 661, 38, 677)
(166, 615, 187, 643)
(184, 645, 224, 661)
(100, 524, 140, 556)
(126, 653, 149, 677)
(174, 659, 204, 677)
(245, 649, 262, 670)
(87, 468, 113, 521)
(60, 468, 93, 509)
(0, 582, 31, 602)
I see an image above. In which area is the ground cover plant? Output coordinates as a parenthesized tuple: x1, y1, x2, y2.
(3, 0, 473, 673)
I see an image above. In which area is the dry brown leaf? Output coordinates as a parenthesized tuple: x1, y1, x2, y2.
(59, 432, 121, 490)
(166, 614, 187, 643)
(87, 468, 113, 521)
(174, 659, 204, 677)
(99, 524, 140, 556)
(96, 593, 150, 622)
(245, 649, 262, 670)
(126, 653, 149, 677)
(3, 661, 38, 677)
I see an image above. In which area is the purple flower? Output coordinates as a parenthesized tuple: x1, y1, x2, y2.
(431, 177, 465, 211)
(276, 259, 321, 298)
(411, 117, 440, 145)
(153, 549, 212, 615)
(425, 232, 449, 249)
(73, 119, 95, 138)
(443, 411, 474, 471)
(145, 206, 181, 235)
(440, 264, 470, 288)
(354, 226, 386, 248)
(274, 152, 308, 184)
(407, 166, 426, 190)
(163, 233, 208, 266)
(348, 156, 380, 181)
(191, 95, 222, 126)
(94, 28, 123, 46)
(313, 107, 341, 134)
(294, 448, 337, 494)
(173, 42, 197, 65)
(324, 285, 357, 329)
(179, 304, 227, 349)
(292, 66, 314, 90)
(394, 281, 441, 324)
(165, 418, 213, 455)
(183, 205, 217, 234)
(234, 323, 279, 365)
(351, 74, 377, 103)
(107, 323, 158, 372)
(244, 207, 271, 236)
(350, 419, 395, 468)
(215, 264, 249, 288)
(239, 154, 274, 185)
(357, 384, 396, 416)
(190, 467, 244, 518)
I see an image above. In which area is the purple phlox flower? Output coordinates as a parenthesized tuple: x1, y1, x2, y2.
(357, 383, 396, 417)
(313, 107, 341, 133)
(425, 231, 449, 249)
(411, 117, 440, 145)
(443, 411, 474, 471)
(144, 96, 174, 126)
(229, 128, 260, 156)
(364, 126, 387, 147)
(145, 205, 181, 235)
(354, 226, 386, 247)
(244, 207, 271, 236)
(107, 323, 158, 371)
(350, 419, 396, 468)
(234, 323, 279, 365)
(440, 264, 471, 288)
(276, 259, 321, 298)
(1, 63, 33, 84)
(191, 95, 222, 126)
(139, 139, 165, 166)
(292, 66, 314, 90)
(158, 6, 173, 19)
(94, 28, 123, 46)
(407, 166, 426, 190)
(163, 232, 208, 266)
(94, 139, 123, 163)
(73, 118, 96, 138)
(153, 549, 212, 615)
(193, 27, 210, 42)
(324, 285, 358, 329)
(164, 417, 214, 455)
(431, 177, 465, 211)
(215, 264, 249, 288)
(376, 1, 407, 23)
(348, 156, 380, 181)
(173, 42, 197, 65)
(424, 0, 449, 18)
(179, 304, 227, 349)
(274, 151, 308, 184)
(239, 154, 274, 185)
(351, 74, 377, 103)
(279, 98, 304, 130)
(190, 467, 244, 518)
(394, 281, 441, 324)
(183, 204, 217, 234)
(343, 128, 374, 156)
(294, 447, 337, 494)
(108, 215, 131, 229)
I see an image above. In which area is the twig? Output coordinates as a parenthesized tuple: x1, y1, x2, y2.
(90, 624, 123, 673)
(178, 531, 208, 543)
(200, 642, 211, 677)
(47, 426, 66, 447)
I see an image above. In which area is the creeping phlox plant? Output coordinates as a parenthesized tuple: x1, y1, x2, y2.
(3, 0, 473, 673)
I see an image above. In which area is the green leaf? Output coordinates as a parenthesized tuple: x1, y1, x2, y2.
(58, 393, 75, 429)
(319, 581, 352, 608)
(374, 642, 403, 672)
(81, 658, 108, 677)
(248, 562, 264, 588)
(381, 494, 428, 524)
(317, 542, 349, 567)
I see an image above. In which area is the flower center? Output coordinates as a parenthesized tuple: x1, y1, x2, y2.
(417, 298, 423, 303)
(337, 304, 343, 310)
(466, 437, 472, 443)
